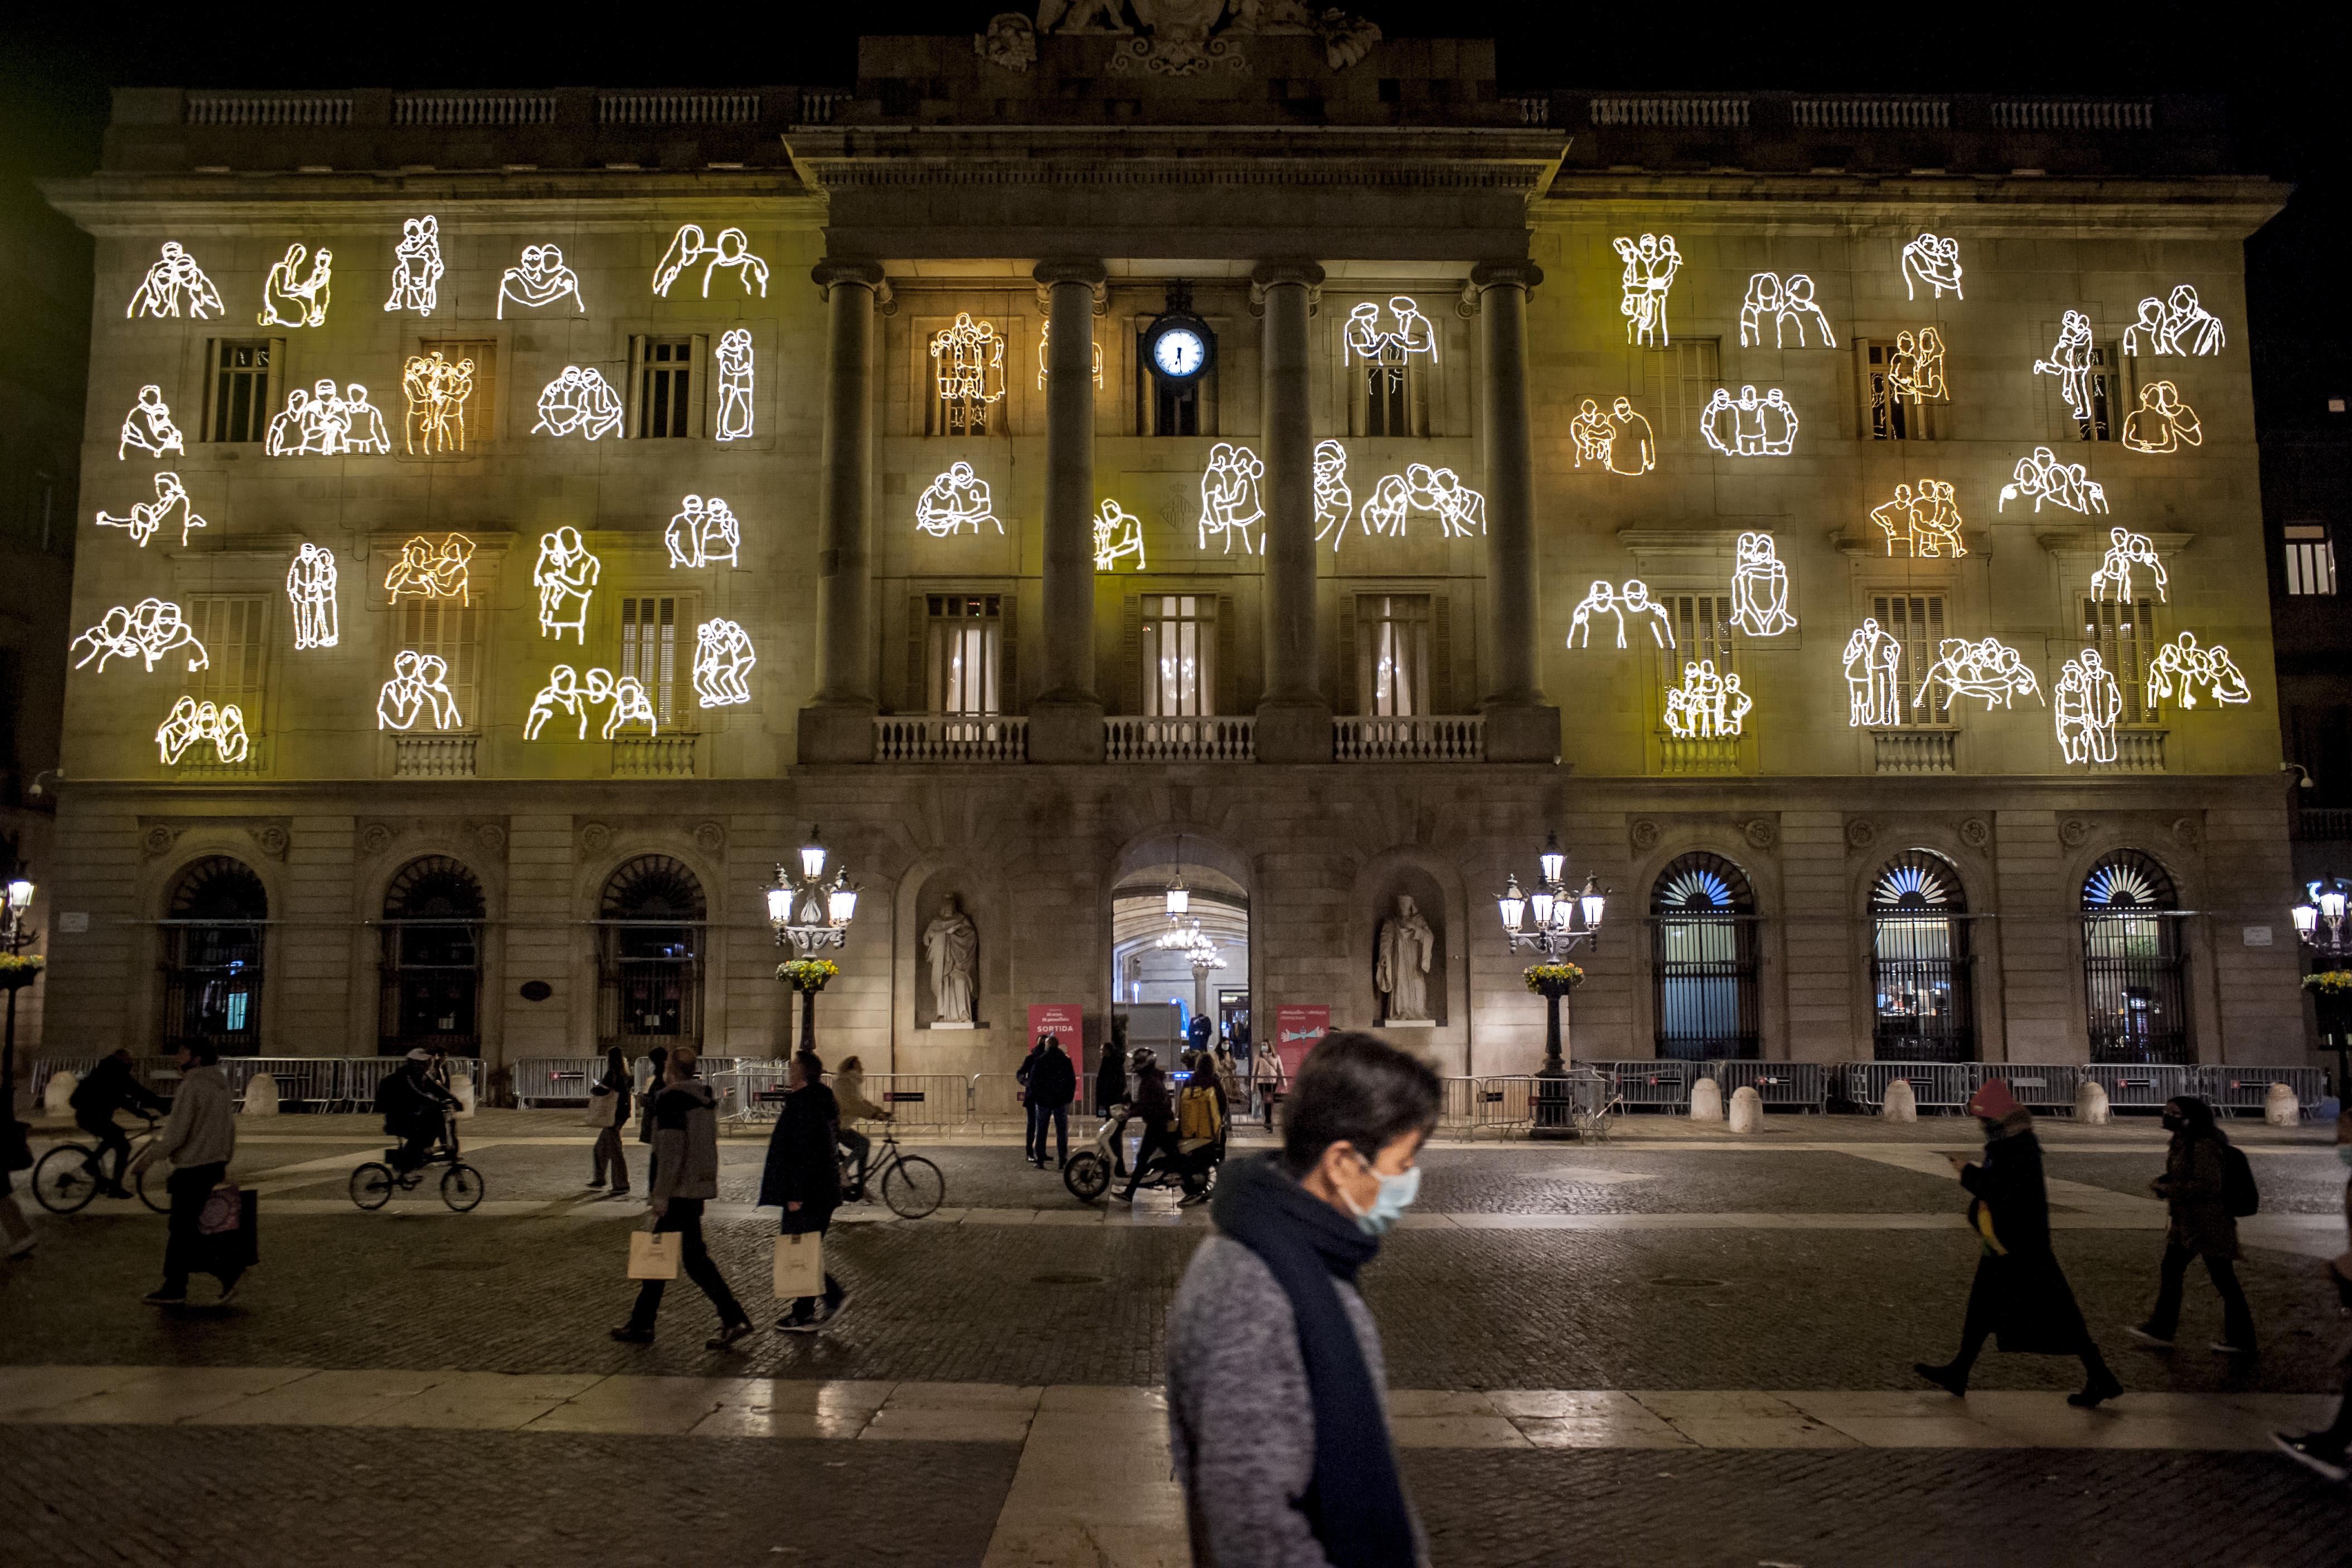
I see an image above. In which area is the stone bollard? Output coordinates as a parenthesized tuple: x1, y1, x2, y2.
(449, 1071, 478, 1119)
(241, 1073, 280, 1116)
(2075, 1078, 2111, 1125)
(1881, 1078, 1918, 1123)
(43, 1071, 76, 1117)
(1728, 1085, 1764, 1134)
(1690, 1076, 1724, 1123)
(2265, 1081, 2300, 1128)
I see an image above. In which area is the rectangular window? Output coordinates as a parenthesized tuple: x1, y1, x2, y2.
(1871, 593, 1950, 726)
(1356, 594, 1432, 717)
(2083, 596, 2160, 725)
(1142, 594, 1216, 717)
(2286, 525, 2338, 596)
(1352, 353, 1429, 438)
(414, 338, 496, 450)
(1644, 339, 1720, 439)
(619, 595, 692, 726)
(924, 593, 1003, 715)
(206, 339, 275, 443)
(2059, 340, 2127, 443)
(190, 595, 269, 725)
(634, 337, 696, 439)
(1861, 340, 1943, 441)
(1657, 592, 1735, 685)
(396, 599, 480, 726)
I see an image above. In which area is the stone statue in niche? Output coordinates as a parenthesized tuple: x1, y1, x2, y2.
(1375, 895, 1436, 1025)
(923, 894, 979, 1026)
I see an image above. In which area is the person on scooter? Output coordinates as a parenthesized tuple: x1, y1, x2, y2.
(1119, 1047, 1179, 1201)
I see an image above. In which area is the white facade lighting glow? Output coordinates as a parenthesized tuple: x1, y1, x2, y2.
(1360, 464, 1486, 541)
(714, 328, 754, 441)
(1569, 397, 1655, 476)
(1870, 480, 1967, 559)
(156, 698, 248, 765)
(1093, 498, 1146, 571)
(2034, 310, 2098, 419)
(1729, 531, 1798, 637)
(1701, 386, 1800, 457)
(126, 242, 224, 319)
(257, 242, 332, 327)
(652, 224, 769, 298)
(2146, 631, 2251, 708)
(95, 471, 205, 548)
(1900, 233, 1965, 300)
(1842, 618, 1904, 728)
(524, 666, 658, 740)
(2054, 649, 2123, 765)
(1199, 442, 1265, 554)
(1737, 273, 1837, 348)
(118, 386, 185, 460)
(497, 244, 585, 317)
(692, 618, 757, 707)
(1884, 328, 1947, 402)
(384, 216, 444, 315)
(532, 527, 600, 643)
(664, 495, 741, 569)
(384, 533, 476, 605)
(266, 379, 391, 456)
(1037, 319, 1103, 388)
(401, 351, 476, 454)
(2091, 527, 2168, 603)
(1342, 296, 1437, 381)
(1998, 447, 2108, 514)
(1613, 232, 1681, 346)
(2121, 287, 2226, 356)
(1916, 637, 2043, 712)
(2122, 381, 2204, 454)
(1663, 659, 1750, 740)
(71, 599, 209, 674)
(915, 462, 1001, 537)
(930, 313, 1007, 424)
(285, 542, 340, 650)
(1313, 439, 1354, 551)
(1567, 580, 1674, 650)
(376, 650, 463, 731)
(534, 367, 625, 440)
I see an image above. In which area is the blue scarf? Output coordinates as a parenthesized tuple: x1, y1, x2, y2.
(1209, 1154, 1414, 1568)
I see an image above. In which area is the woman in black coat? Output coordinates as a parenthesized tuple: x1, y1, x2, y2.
(1917, 1078, 2122, 1407)
(759, 1050, 845, 1332)
(588, 1046, 632, 1196)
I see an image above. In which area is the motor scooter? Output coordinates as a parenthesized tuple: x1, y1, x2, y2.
(1063, 1103, 1222, 1202)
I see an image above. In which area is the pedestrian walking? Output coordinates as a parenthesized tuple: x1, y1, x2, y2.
(1026, 1035, 1078, 1169)
(1167, 1030, 1436, 1567)
(587, 1046, 632, 1197)
(1915, 1077, 2123, 1408)
(143, 1042, 243, 1307)
(762, 1050, 846, 1332)
(1254, 1046, 1287, 1131)
(1094, 1030, 1129, 1116)
(1118, 1048, 1180, 1201)
(610, 1045, 752, 1350)
(833, 1054, 888, 1197)
(2128, 1095, 2256, 1356)
(2275, 1109, 2352, 1481)
(70, 1049, 167, 1198)
(1213, 1043, 1243, 1116)
(636, 1045, 668, 1187)
(1016, 1036, 1046, 1167)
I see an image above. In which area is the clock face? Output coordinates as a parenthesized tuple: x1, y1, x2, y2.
(1153, 327, 1206, 379)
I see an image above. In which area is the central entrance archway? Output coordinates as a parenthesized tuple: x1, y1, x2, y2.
(1108, 834, 1250, 1073)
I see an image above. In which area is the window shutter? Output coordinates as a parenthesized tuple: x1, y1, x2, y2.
(1121, 594, 1143, 713)
(1335, 595, 1358, 715)
(906, 594, 927, 712)
(1430, 593, 1453, 712)
(624, 336, 647, 437)
(1000, 592, 1019, 712)
(1215, 594, 1239, 717)
(690, 333, 711, 438)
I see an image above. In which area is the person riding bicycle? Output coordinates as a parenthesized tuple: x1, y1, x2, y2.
(70, 1049, 167, 1199)
(1118, 1048, 1180, 1201)
(833, 1055, 890, 1198)
(379, 1049, 459, 1175)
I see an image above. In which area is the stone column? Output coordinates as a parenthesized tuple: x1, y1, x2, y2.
(1469, 261, 1560, 763)
(1251, 260, 1331, 764)
(796, 259, 885, 764)
(1030, 259, 1108, 763)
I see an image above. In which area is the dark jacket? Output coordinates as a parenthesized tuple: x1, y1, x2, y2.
(1015, 1043, 1044, 1093)
(759, 1081, 842, 1234)
(1094, 1048, 1128, 1113)
(1029, 1044, 1078, 1110)
(1133, 1061, 1173, 1128)
(637, 1048, 669, 1145)
(2154, 1133, 2238, 1260)
(380, 1064, 458, 1134)
(593, 1052, 632, 1130)
(1958, 1115, 2092, 1356)
(70, 1057, 166, 1123)
(647, 1078, 720, 1202)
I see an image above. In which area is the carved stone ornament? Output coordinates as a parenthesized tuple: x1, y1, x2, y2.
(1047, 0, 1383, 76)
(976, 12, 1038, 71)
(1845, 818, 1878, 850)
(694, 821, 726, 857)
(1742, 817, 1776, 850)
(2059, 817, 2091, 848)
(141, 824, 180, 860)
(580, 822, 613, 855)
(474, 822, 507, 856)
(251, 824, 290, 860)
(2170, 815, 2201, 849)
(1958, 817, 1992, 849)
(358, 822, 395, 856)
(1629, 818, 1662, 853)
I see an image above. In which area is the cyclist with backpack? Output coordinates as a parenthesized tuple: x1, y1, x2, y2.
(378, 1050, 459, 1176)
(70, 1049, 167, 1199)
(2128, 1094, 2257, 1357)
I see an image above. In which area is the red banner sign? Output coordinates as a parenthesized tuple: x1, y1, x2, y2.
(1272, 1004, 1330, 1082)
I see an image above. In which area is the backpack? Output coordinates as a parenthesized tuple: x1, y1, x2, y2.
(1178, 1082, 1225, 1143)
(2219, 1141, 2258, 1218)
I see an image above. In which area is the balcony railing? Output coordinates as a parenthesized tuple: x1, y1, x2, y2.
(1871, 729, 1957, 775)
(1990, 99, 2153, 132)
(2295, 808, 2352, 843)
(393, 94, 559, 127)
(874, 715, 1028, 763)
(613, 735, 697, 778)
(1791, 97, 1950, 130)
(391, 735, 478, 779)
(1333, 715, 1483, 763)
(1659, 735, 1742, 775)
(1589, 96, 1749, 128)
(1105, 716, 1254, 763)
(2092, 729, 2167, 773)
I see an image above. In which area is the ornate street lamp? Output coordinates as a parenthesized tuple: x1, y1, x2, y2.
(2292, 876, 2352, 1096)
(1496, 832, 1609, 1138)
(769, 828, 859, 1051)
(0, 872, 39, 1115)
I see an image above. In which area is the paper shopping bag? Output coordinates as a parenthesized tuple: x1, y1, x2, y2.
(773, 1232, 825, 1299)
(628, 1229, 681, 1280)
(582, 1088, 615, 1128)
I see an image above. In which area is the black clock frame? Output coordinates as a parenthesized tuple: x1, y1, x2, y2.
(1142, 312, 1216, 382)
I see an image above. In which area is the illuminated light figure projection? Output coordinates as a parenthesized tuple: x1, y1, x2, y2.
(1569, 398, 1656, 476)
(1884, 328, 1947, 403)
(1313, 440, 1354, 551)
(2053, 649, 2123, 765)
(2090, 526, 2168, 603)
(384, 533, 476, 605)
(1359, 464, 1486, 541)
(1198, 443, 1266, 555)
(1567, 580, 1674, 650)
(915, 463, 1001, 537)
(265, 380, 391, 456)
(664, 495, 741, 569)
(714, 328, 755, 442)
(532, 526, 600, 643)
(256, 242, 332, 328)
(497, 244, 585, 318)
(118, 386, 185, 460)
(1900, 233, 1965, 301)
(1869, 480, 1966, 559)
(284, 542, 340, 650)
(2145, 631, 2249, 709)
(1613, 232, 1681, 347)
(525, 666, 658, 741)
(156, 698, 248, 766)
(1662, 659, 1751, 740)
(375, 650, 463, 731)
(1737, 274, 1837, 348)
(95, 471, 205, 548)
(2033, 310, 2098, 420)
(1997, 446, 2107, 515)
(1841, 618, 1904, 728)
(1729, 531, 1798, 637)
(692, 618, 758, 707)
(1700, 386, 1799, 458)
(1036, 320, 1103, 389)
(1916, 637, 2043, 712)
(534, 367, 625, 440)
(930, 313, 1007, 433)
(1342, 297, 1438, 386)
(384, 216, 443, 315)
(651, 225, 770, 299)
(125, 241, 224, 320)
(1092, 499, 1146, 572)
(2121, 381, 2203, 454)
(71, 599, 208, 674)
(401, 351, 474, 454)
(2122, 286, 2225, 357)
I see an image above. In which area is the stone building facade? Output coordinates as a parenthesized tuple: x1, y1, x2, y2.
(32, 21, 2307, 1081)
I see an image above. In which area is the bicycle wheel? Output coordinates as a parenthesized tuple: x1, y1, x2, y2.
(134, 1160, 171, 1213)
(1061, 1151, 1110, 1202)
(30, 1145, 99, 1215)
(880, 1154, 945, 1219)
(349, 1163, 395, 1211)
(442, 1164, 484, 1213)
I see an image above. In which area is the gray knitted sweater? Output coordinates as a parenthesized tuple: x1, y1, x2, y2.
(1166, 1234, 1428, 1568)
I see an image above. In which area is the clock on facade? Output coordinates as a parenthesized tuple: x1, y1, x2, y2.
(1145, 315, 1213, 381)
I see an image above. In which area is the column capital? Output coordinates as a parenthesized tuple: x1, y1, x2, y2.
(812, 258, 887, 295)
(1463, 260, 1544, 314)
(1249, 259, 1326, 295)
(1034, 256, 1108, 289)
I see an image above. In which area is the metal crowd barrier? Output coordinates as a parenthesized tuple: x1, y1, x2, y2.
(862, 1072, 968, 1129)
(511, 1057, 600, 1107)
(1710, 1060, 1829, 1110)
(2081, 1062, 2204, 1111)
(968, 1072, 1028, 1132)
(1999, 1065, 2078, 1112)
(1841, 1061, 1981, 1112)
(1436, 1076, 1478, 1129)
(709, 1063, 794, 1124)
(1589, 1060, 1695, 1110)
(1474, 1075, 1536, 1134)
(2204, 1065, 2325, 1118)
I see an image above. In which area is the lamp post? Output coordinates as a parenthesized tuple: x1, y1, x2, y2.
(0, 875, 37, 1115)
(1496, 832, 1608, 1138)
(767, 828, 859, 1053)
(2291, 876, 2352, 1098)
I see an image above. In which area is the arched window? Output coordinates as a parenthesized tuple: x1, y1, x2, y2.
(1651, 852, 1759, 1061)
(598, 855, 706, 1051)
(1870, 850, 1976, 1063)
(378, 857, 485, 1056)
(2081, 850, 2190, 1064)
(162, 856, 267, 1051)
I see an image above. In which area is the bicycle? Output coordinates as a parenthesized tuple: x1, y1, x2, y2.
(842, 1123, 944, 1219)
(31, 1115, 171, 1215)
(348, 1111, 484, 1213)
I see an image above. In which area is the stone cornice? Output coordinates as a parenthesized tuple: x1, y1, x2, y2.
(40, 174, 823, 236)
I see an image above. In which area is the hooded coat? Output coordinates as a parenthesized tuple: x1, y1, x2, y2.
(759, 1080, 841, 1235)
(1958, 1110, 2093, 1355)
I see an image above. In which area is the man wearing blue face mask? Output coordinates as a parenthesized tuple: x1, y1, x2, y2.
(1165, 1031, 1437, 1568)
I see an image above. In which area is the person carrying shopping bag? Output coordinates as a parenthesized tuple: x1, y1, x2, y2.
(610, 1046, 751, 1351)
(762, 1050, 846, 1332)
